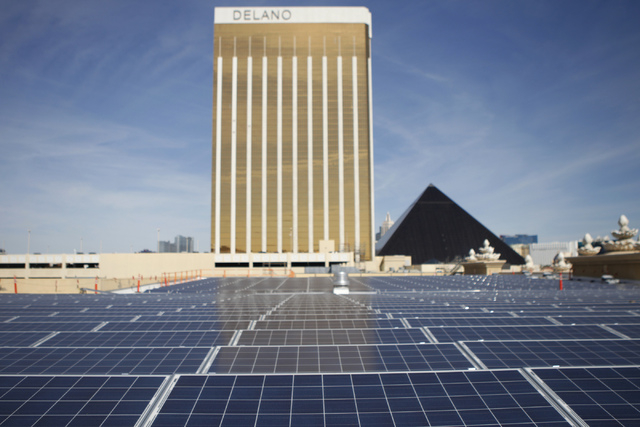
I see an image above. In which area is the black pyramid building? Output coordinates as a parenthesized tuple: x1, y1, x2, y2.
(376, 184, 525, 265)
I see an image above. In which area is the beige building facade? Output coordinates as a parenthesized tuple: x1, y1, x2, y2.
(211, 7, 375, 261)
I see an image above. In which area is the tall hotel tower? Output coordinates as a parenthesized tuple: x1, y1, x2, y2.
(212, 7, 374, 261)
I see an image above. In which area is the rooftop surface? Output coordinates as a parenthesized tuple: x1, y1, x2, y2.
(1, 275, 639, 426)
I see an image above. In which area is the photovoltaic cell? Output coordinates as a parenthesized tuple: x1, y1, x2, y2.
(210, 343, 473, 374)
(237, 328, 430, 346)
(0, 375, 164, 426)
(428, 324, 620, 343)
(2, 274, 640, 425)
(100, 320, 250, 332)
(0, 322, 101, 332)
(10, 315, 141, 323)
(406, 316, 555, 327)
(533, 367, 640, 425)
(465, 339, 640, 369)
(0, 332, 50, 347)
(551, 316, 640, 325)
(253, 319, 404, 330)
(0, 347, 210, 375)
(607, 324, 640, 338)
(151, 371, 570, 426)
(43, 331, 235, 347)
(263, 313, 389, 320)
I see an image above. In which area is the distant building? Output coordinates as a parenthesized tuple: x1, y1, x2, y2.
(500, 234, 538, 245)
(159, 236, 195, 253)
(529, 242, 578, 267)
(376, 212, 395, 241)
(175, 235, 194, 253)
(159, 241, 176, 253)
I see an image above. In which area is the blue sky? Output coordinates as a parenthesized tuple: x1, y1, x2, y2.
(1, 0, 639, 254)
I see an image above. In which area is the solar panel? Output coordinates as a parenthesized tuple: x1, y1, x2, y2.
(150, 371, 570, 426)
(2, 274, 640, 425)
(427, 324, 620, 342)
(0, 347, 210, 375)
(465, 339, 640, 369)
(0, 332, 51, 347)
(237, 328, 430, 346)
(100, 320, 251, 332)
(0, 375, 164, 426)
(0, 322, 102, 332)
(532, 366, 640, 425)
(548, 316, 640, 325)
(10, 315, 144, 323)
(406, 316, 556, 327)
(43, 331, 235, 347)
(210, 343, 474, 374)
(253, 319, 404, 330)
(605, 324, 640, 338)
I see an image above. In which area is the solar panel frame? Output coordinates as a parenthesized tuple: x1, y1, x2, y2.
(532, 366, 640, 426)
(465, 339, 640, 369)
(253, 319, 405, 330)
(0, 322, 102, 332)
(42, 331, 236, 347)
(0, 347, 211, 375)
(0, 332, 52, 347)
(150, 370, 571, 426)
(3, 274, 640, 425)
(209, 343, 475, 374)
(100, 320, 251, 332)
(427, 324, 621, 343)
(0, 374, 165, 426)
(406, 316, 557, 327)
(236, 328, 431, 346)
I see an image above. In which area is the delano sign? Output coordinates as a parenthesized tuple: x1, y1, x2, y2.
(214, 7, 372, 35)
(232, 9, 292, 21)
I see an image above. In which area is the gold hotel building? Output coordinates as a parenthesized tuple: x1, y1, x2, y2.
(211, 7, 374, 261)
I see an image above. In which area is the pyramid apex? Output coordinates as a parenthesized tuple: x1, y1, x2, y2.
(377, 183, 525, 265)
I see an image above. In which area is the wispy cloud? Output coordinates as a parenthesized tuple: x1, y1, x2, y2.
(2, 0, 640, 254)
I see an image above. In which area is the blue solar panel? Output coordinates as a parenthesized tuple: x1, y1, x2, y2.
(533, 367, 640, 425)
(0, 375, 164, 426)
(406, 316, 555, 327)
(100, 320, 251, 332)
(606, 324, 640, 338)
(0, 332, 51, 347)
(552, 316, 640, 325)
(210, 343, 474, 374)
(2, 274, 640, 425)
(0, 347, 210, 375)
(428, 324, 620, 342)
(237, 328, 430, 346)
(43, 331, 235, 347)
(151, 371, 570, 426)
(465, 339, 640, 369)
(0, 322, 102, 332)
(254, 319, 404, 329)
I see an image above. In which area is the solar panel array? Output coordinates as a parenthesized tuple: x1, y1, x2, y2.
(1, 274, 640, 425)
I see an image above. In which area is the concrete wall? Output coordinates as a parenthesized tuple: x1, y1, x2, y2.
(100, 253, 213, 279)
(568, 252, 640, 280)
(0, 251, 357, 293)
(410, 263, 462, 275)
(379, 255, 411, 272)
(0, 277, 159, 294)
(0, 253, 213, 281)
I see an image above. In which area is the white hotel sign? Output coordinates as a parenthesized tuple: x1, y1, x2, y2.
(215, 7, 372, 34)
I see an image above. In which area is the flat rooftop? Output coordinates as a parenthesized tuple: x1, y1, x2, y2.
(0, 275, 639, 425)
